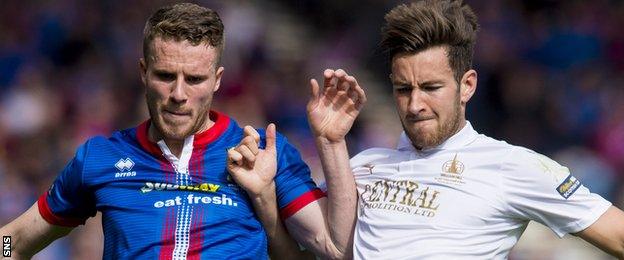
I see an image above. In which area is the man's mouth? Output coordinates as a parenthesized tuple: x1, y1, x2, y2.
(406, 116, 435, 123)
(163, 109, 191, 120)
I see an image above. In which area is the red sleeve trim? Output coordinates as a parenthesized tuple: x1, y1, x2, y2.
(279, 189, 326, 220)
(37, 193, 86, 227)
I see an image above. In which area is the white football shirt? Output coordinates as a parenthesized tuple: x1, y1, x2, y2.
(350, 121, 611, 259)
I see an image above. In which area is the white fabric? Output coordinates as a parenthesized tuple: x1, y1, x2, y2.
(157, 136, 195, 259)
(351, 121, 611, 259)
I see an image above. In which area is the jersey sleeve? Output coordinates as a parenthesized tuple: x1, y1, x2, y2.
(37, 141, 96, 227)
(265, 133, 324, 220)
(501, 147, 611, 237)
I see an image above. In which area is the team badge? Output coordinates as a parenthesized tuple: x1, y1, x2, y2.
(435, 154, 466, 185)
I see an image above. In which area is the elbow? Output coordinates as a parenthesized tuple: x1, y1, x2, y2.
(321, 240, 352, 260)
(310, 234, 350, 260)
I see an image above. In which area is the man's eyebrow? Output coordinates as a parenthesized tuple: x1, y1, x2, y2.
(153, 69, 173, 74)
(390, 77, 411, 86)
(418, 80, 445, 86)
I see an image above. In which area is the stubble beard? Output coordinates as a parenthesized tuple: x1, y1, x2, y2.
(146, 94, 211, 142)
(404, 97, 463, 150)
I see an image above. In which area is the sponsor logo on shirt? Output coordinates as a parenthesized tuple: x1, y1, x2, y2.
(140, 182, 221, 193)
(153, 194, 238, 208)
(114, 157, 137, 178)
(436, 154, 466, 185)
(359, 179, 441, 218)
(556, 174, 581, 199)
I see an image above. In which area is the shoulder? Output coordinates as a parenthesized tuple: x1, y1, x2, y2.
(493, 142, 571, 184)
(350, 147, 404, 168)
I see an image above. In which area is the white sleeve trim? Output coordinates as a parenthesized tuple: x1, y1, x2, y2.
(555, 199, 612, 238)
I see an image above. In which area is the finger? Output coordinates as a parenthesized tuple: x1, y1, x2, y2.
(240, 135, 259, 155)
(310, 79, 320, 101)
(335, 69, 349, 91)
(243, 125, 260, 144)
(227, 148, 243, 166)
(236, 145, 256, 168)
(265, 123, 277, 153)
(323, 69, 335, 90)
(345, 75, 359, 99)
(353, 83, 367, 110)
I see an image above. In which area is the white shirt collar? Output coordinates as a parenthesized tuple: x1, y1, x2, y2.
(397, 121, 479, 153)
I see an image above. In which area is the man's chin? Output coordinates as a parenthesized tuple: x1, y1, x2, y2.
(155, 122, 193, 141)
(405, 128, 441, 150)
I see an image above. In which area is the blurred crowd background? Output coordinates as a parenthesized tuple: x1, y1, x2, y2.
(0, 0, 622, 259)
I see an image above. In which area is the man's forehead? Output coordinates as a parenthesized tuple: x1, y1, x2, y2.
(390, 48, 453, 83)
(148, 38, 218, 70)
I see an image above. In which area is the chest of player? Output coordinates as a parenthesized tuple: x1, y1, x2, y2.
(86, 152, 256, 223)
(354, 152, 507, 228)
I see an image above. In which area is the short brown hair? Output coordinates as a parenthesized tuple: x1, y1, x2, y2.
(143, 3, 224, 66)
(381, 0, 479, 83)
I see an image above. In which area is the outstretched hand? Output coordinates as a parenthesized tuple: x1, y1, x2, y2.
(227, 124, 277, 197)
(307, 69, 367, 143)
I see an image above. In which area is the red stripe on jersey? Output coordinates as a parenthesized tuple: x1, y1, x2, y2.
(193, 110, 230, 147)
(187, 145, 206, 259)
(187, 207, 204, 259)
(136, 120, 164, 159)
(37, 194, 86, 227)
(136, 111, 230, 159)
(158, 161, 176, 259)
(279, 189, 326, 220)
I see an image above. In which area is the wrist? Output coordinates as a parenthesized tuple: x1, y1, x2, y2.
(247, 182, 276, 201)
(315, 136, 346, 146)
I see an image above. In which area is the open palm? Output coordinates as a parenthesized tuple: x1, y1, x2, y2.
(307, 69, 367, 143)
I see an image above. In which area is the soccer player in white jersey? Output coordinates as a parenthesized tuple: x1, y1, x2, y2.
(229, 0, 624, 259)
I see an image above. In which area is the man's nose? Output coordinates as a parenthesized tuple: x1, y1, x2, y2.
(407, 89, 427, 114)
(170, 76, 188, 103)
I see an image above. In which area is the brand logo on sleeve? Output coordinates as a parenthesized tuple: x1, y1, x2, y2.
(114, 158, 137, 178)
(115, 158, 135, 171)
(557, 174, 581, 199)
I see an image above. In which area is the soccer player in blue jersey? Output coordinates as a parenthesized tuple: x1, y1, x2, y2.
(0, 3, 355, 259)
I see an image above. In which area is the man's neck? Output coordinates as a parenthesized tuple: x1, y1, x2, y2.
(147, 120, 215, 158)
(148, 125, 184, 158)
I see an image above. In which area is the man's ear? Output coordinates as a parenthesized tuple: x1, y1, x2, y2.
(139, 58, 148, 86)
(459, 69, 477, 105)
(213, 66, 224, 92)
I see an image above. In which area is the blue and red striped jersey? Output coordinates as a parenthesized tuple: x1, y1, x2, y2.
(38, 111, 324, 259)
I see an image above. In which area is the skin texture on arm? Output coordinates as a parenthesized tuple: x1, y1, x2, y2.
(575, 206, 624, 259)
(248, 181, 316, 260)
(0, 202, 72, 259)
(303, 68, 367, 258)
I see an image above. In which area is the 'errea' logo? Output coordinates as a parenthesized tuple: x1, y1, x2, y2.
(115, 158, 135, 171)
(115, 158, 137, 178)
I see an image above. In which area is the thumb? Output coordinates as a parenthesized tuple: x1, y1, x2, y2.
(265, 123, 277, 153)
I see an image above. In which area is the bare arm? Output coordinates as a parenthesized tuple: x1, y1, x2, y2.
(227, 124, 314, 259)
(575, 206, 624, 259)
(0, 202, 72, 259)
(249, 182, 315, 260)
(227, 69, 366, 259)
(303, 69, 365, 258)
(282, 139, 357, 259)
